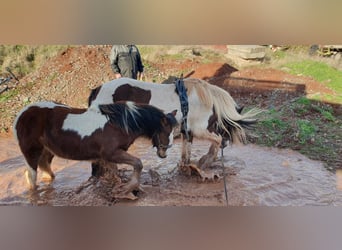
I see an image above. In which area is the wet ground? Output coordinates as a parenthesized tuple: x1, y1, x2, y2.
(1, 133, 342, 206)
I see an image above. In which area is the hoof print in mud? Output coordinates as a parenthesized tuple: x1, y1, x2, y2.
(180, 163, 220, 182)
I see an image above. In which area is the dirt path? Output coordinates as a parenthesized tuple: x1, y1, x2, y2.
(1, 134, 341, 206)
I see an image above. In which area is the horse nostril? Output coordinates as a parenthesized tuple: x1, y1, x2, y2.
(157, 150, 167, 158)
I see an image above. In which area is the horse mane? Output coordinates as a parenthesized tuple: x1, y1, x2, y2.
(184, 78, 262, 143)
(98, 101, 165, 136)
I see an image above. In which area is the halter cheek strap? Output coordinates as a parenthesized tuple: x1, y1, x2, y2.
(154, 133, 172, 150)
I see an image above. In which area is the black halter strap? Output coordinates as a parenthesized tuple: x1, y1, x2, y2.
(174, 75, 190, 141)
(154, 133, 172, 150)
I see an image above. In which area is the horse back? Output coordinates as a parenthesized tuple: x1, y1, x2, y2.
(14, 103, 84, 144)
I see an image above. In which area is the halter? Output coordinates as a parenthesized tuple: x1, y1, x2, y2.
(153, 133, 172, 150)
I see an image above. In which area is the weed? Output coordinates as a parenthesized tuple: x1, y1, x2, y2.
(297, 119, 317, 144)
(0, 45, 68, 78)
(273, 50, 286, 60)
(0, 88, 19, 103)
(313, 105, 336, 121)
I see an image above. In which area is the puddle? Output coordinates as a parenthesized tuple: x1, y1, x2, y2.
(1, 134, 341, 206)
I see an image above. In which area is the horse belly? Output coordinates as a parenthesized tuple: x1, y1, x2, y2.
(41, 132, 99, 161)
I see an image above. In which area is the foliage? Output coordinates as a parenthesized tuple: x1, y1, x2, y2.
(252, 97, 340, 171)
(0, 45, 69, 78)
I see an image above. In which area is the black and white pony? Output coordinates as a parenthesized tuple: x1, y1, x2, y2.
(88, 78, 261, 177)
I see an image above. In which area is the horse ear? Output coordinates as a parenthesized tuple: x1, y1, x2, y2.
(161, 117, 168, 126)
(165, 111, 178, 127)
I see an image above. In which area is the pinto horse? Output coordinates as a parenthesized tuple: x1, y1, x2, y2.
(88, 78, 261, 177)
(13, 101, 178, 196)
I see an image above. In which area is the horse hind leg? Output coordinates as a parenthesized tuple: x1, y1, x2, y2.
(23, 146, 44, 190)
(196, 131, 222, 169)
(25, 165, 37, 190)
(198, 142, 220, 169)
(38, 148, 55, 182)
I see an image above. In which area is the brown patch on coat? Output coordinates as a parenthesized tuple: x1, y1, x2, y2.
(112, 84, 152, 104)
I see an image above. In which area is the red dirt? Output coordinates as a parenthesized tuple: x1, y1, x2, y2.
(0, 45, 338, 133)
(1, 45, 341, 206)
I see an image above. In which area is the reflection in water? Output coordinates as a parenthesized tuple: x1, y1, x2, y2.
(1, 134, 342, 206)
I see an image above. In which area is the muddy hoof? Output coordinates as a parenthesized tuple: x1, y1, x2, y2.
(112, 182, 143, 200)
(114, 191, 138, 200)
(180, 163, 220, 182)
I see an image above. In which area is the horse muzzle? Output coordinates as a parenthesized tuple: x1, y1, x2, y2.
(157, 149, 167, 158)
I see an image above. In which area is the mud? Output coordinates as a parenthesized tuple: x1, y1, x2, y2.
(1, 133, 342, 206)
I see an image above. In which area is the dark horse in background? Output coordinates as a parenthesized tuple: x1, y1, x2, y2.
(13, 101, 177, 197)
(88, 77, 261, 179)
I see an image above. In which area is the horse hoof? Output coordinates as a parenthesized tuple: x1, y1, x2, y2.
(114, 191, 138, 201)
(41, 172, 55, 182)
(180, 163, 220, 182)
(112, 182, 141, 200)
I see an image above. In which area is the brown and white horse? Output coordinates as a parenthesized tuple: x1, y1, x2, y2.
(13, 101, 177, 195)
(88, 78, 261, 176)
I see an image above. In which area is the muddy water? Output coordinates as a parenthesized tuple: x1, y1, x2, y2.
(1, 134, 342, 206)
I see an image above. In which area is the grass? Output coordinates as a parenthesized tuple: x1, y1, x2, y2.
(297, 119, 317, 144)
(139, 45, 226, 64)
(252, 96, 340, 170)
(0, 45, 69, 77)
(0, 88, 19, 103)
(269, 51, 342, 104)
(284, 60, 342, 93)
(261, 46, 342, 104)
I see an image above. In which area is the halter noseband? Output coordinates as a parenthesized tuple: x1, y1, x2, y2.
(154, 133, 172, 150)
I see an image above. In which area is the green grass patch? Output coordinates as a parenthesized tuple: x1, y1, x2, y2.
(0, 88, 19, 103)
(251, 96, 341, 170)
(284, 60, 342, 96)
(272, 50, 287, 60)
(297, 119, 317, 144)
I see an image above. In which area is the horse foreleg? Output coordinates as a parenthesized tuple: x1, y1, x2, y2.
(109, 150, 143, 200)
(197, 131, 222, 169)
(181, 133, 191, 165)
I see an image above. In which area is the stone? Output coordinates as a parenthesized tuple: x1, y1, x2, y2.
(227, 45, 266, 59)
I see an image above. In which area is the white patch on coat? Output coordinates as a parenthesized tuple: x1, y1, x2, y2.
(25, 166, 37, 189)
(169, 131, 174, 146)
(13, 101, 68, 142)
(186, 90, 213, 138)
(91, 78, 182, 122)
(62, 109, 107, 139)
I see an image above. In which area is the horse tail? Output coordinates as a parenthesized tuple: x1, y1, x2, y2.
(186, 78, 262, 143)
